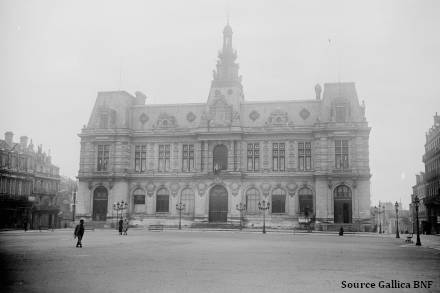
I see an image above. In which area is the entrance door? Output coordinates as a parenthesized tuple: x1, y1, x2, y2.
(209, 185, 228, 222)
(333, 185, 352, 224)
(93, 187, 108, 221)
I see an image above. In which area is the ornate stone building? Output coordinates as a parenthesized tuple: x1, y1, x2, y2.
(0, 131, 60, 229)
(410, 172, 428, 233)
(421, 113, 440, 233)
(77, 24, 371, 231)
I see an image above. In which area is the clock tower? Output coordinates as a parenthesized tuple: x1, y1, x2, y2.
(207, 23, 244, 111)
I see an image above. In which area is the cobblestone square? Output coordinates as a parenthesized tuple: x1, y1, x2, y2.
(1, 230, 440, 293)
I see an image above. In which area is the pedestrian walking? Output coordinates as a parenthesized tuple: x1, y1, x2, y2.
(23, 217, 28, 232)
(123, 218, 129, 235)
(118, 219, 123, 235)
(74, 219, 85, 248)
(339, 226, 344, 236)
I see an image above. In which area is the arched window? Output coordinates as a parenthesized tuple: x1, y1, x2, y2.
(93, 186, 108, 221)
(334, 185, 351, 199)
(213, 145, 228, 172)
(133, 188, 145, 213)
(181, 188, 195, 215)
(246, 188, 259, 213)
(272, 188, 286, 214)
(334, 185, 352, 223)
(298, 188, 313, 216)
(156, 188, 169, 213)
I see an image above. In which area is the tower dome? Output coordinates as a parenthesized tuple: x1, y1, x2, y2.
(223, 23, 232, 35)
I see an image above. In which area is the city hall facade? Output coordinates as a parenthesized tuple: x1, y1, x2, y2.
(76, 25, 372, 231)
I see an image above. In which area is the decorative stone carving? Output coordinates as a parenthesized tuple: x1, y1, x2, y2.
(353, 179, 357, 189)
(232, 111, 240, 123)
(146, 183, 156, 197)
(109, 179, 114, 190)
(186, 112, 196, 122)
(154, 113, 178, 129)
(213, 176, 223, 185)
(170, 182, 180, 197)
(88, 180, 93, 190)
(249, 110, 260, 121)
(208, 97, 233, 127)
(260, 183, 271, 198)
(327, 180, 333, 190)
(299, 108, 311, 120)
(139, 113, 149, 124)
(266, 109, 290, 126)
(197, 183, 207, 197)
(286, 183, 298, 198)
(230, 182, 240, 197)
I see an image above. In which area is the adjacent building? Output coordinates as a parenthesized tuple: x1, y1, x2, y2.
(410, 172, 428, 233)
(54, 176, 77, 228)
(422, 113, 440, 234)
(76, 24, 372, 231)
(0, 131, 61, 229)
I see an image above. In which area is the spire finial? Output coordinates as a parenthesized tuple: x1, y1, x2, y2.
(226, 1, 230, 25)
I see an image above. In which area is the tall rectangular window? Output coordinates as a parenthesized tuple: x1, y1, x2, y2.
(298, 142, 312, 171)
(135, 145, 147, 172)
(335, 140, 349, 169)
(158, 144, 170, 172)
(272, 143, 285, 171)
(97, 145, 110, 171)
(201, 142, 204, 171)
(182, 144, 194, 172)
(247, 143, 260, 171)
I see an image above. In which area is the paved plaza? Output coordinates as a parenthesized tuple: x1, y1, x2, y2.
(1, 229, 439, 293)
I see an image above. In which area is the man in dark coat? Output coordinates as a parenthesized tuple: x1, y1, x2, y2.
(74, 219, 85, 247)
(118, 219, 123, 235)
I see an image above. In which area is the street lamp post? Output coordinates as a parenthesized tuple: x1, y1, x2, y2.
(258, 200, 270, 234)
(374, 206, 379, 233)
(395, 201, 400, 238)
(72, 189, 77, 222)
(414, 195, 422, 246)
(112, 203, 119, 230)
(378, 203, 383, 234)
(113, 201, 128, 230)
(236, 202, 246, 230)
(176, 202, 185, 230)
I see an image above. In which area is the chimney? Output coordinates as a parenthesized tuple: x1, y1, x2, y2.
(134, 91, 147, 105)
(4, 131, 13, 146)
(434, 112, 440, 125)
(314, 84, 322, 100)
(20, 136, 28, 149)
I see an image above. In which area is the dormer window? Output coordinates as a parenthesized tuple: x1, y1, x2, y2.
(335, 103, 347, 122)
(99, 112, 108, 128)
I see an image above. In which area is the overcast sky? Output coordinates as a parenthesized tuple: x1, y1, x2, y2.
(1, 0, 439, 209)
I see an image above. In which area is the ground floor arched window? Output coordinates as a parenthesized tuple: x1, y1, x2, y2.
(93, 186, 108, 221)
(334, 185, 352, 223)
(298, 188, 313, 217)
(156, 188, 169, 213)
(271, 188, 286, 214)
(246, 188, 259, 213)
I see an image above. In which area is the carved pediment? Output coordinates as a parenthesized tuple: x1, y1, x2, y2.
(208, 97, 233, 127)
(154, 113, 178, 129)
(266, 109, 292, 127)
